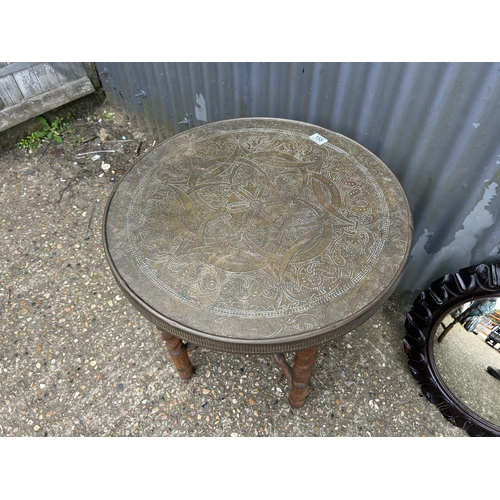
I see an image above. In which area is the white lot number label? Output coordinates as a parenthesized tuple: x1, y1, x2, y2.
(309, 133, 328, 145)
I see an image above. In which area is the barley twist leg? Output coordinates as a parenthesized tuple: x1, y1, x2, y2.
(289, 346, 318, 409)
(158, 328, 195, 381)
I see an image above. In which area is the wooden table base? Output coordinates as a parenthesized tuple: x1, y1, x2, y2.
(158, 328, 318, 408)
(158, 328, 194, 381)
(288, 347, 319, 409)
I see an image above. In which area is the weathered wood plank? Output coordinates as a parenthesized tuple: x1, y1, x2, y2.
(32, 63, 61, 92)
(13, 67, 43, 99)
(0, 76, 95, 132)
(51, 62, 79, 84)
(84, 63, 101, 89)
(73, 62, 87, 79)
(0, 96, 5, 111)
(0, 62, 39, 78)
(0, 74, 24, 106)
(0, 79, 14, 107)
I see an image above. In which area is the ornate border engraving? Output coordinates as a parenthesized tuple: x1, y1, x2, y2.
(104, 118, 413, 347)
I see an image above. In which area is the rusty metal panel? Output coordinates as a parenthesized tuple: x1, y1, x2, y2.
(95, 62, 500, 294)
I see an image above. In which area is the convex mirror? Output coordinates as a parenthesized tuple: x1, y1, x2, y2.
(404, 263, 500, 437)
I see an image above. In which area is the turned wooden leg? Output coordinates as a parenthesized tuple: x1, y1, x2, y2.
(273, 353, 293, 383)
(158, 328, 195, 381)
(289, 346, 318, 409)
(437, 321, 456, 343)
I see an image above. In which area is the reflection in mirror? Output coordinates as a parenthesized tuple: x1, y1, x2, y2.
(433, 298, 500, 428)
(404, 263, 500, 436)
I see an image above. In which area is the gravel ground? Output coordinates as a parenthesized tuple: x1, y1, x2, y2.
(0, 101, 467, 437)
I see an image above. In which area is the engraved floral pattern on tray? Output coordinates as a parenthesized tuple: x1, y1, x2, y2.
(126, 128, 390, 320)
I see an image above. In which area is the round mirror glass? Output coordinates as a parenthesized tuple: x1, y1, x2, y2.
(433, 297, 500, 428)
(404, 263, 500, 436)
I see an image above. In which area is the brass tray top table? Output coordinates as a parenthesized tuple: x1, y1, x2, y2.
(103, 117, 413, 408)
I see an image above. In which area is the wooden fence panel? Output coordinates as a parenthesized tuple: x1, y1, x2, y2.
(0, 62, 97, 132)
(0, 73, 24, 107)
(13, 67, 43, 99)
(32, 63, 61, 92)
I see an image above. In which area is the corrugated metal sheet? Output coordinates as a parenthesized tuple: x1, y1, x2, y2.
(95, 62, 500, 295)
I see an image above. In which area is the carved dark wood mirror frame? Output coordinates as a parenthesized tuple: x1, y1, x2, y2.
(404, 263, 500, 437)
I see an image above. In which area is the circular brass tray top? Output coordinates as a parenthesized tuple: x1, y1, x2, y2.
(104, 118, 413, 353)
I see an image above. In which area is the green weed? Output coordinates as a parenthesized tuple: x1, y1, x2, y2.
(102, 110, 115, 121)
(72, 134, 85, 146)
(17, 113, 72, 151)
